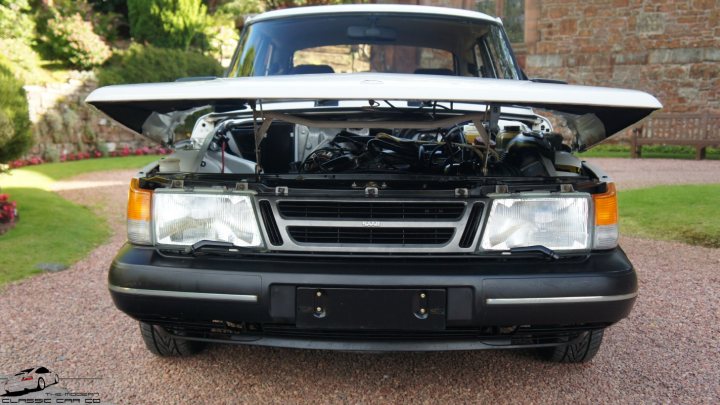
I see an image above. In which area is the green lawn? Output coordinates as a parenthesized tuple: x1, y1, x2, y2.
(619, 184, 720, 248)
(0, 188, 109, 284)
(0, 156, 157, 285)
(580, 145, 720, 160)
(20, 155, 159, 180)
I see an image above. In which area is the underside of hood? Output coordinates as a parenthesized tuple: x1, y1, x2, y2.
(85, 73, 662, 150)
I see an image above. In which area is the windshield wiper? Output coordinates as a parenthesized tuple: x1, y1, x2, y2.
(509, 245, 560, 260)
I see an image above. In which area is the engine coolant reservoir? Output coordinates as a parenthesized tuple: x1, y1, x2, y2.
(463, 124, 483, 145)
(496, 125, 523, 153)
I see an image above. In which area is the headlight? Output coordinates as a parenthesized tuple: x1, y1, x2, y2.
(153, 191, 264, 248)
(480, 195, 591, 251)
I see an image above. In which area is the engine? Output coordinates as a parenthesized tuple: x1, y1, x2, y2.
(293, 126, 577, 178)
(190, 117, 584, 179)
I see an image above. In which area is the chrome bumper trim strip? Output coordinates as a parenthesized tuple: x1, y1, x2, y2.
(109, 285, 258, 303)
(485, 292, 637, 305)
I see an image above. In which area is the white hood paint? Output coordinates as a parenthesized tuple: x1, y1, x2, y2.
(87, 73, 660, 108)
(86, 73, 662, 149)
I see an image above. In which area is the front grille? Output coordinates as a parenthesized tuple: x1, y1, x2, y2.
(287, 226, 454, 245)
(277, 201, 465, 220)
(259, 198, 484, 253)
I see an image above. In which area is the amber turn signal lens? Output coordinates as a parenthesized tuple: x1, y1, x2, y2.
(593, 183, 618, 226)
(127, 178, 152, 221)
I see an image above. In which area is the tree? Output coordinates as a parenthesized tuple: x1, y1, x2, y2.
(263, 0, 357, 10)
(0, 57, 32, 163)
(128, 0, 208, 50)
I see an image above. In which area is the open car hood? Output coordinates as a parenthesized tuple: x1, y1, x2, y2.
(85, 73, 662, 150)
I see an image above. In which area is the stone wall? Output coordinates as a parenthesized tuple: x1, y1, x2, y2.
(381, 0, 718, 115)
(23, 71, 149, 160)
(521, 0, 719, 114)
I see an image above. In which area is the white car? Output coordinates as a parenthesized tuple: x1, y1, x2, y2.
(3, 367, 58, 394)
(88, 4, 661, 363)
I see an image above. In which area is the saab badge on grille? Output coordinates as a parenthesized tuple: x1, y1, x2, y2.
(362, 221, 381, 227)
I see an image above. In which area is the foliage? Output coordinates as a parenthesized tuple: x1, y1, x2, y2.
(0, 192, 18, 229)
(0, 0, 35, 43)
(89, 0, 129, 38)
(0, 57, 32, 164)
(204, 24, 239, 62)
(476, 0, 524, 43)
(40, 0, 126, 42)
(215, 0, 263, 15)
(0, 1, 62, 84)
(90, 9, 125, 42)
(128, 0, 209, 50)
(262, 0, 356, 9)
(619, 184, 720, 248)
(89, 0, 128, 14)
(97, 44, 223, 86)
(43, 12, 112, 69)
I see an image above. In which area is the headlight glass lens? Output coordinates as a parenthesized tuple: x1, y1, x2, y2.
(153, 192, 263, 248)
(480, 196, 590, 251)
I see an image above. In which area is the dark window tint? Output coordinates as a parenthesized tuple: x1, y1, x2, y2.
(229, 14, 519, 79)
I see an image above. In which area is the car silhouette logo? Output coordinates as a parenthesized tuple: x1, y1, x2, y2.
(1, 366, 59, 395)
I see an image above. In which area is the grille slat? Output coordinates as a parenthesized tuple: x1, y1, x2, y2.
(259, 200, 283, 246)
(288, 226, 454, 245)
(459, 203, 484, 248)
(278, 201, 465, 220)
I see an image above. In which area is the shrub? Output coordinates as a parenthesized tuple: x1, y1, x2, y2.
(44, 13, 111, 69)
(0, 57, 32, 164)
(97, 44, 223, 86)
(216, 0, 263, 15)
(128, 0, 208, 50)
(0, 0, 34, 43)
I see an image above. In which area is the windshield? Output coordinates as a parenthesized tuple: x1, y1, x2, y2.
(228, 14, 520, 79)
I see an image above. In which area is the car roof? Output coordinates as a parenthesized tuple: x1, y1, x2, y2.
(247, 4, 500, 25)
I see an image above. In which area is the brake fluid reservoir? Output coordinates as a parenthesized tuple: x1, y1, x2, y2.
(496, 125, 523, 153)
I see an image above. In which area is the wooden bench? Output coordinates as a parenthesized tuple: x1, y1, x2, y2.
(631, 112, 720, 159)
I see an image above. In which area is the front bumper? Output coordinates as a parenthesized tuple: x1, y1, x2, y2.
(109, 244, 637, 351)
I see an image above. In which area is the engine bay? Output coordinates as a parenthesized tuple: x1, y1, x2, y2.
(181, 111, 587, 180)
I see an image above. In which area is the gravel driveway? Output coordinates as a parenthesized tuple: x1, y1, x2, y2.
(584, 158, 720, 190)
(1, 159, 718, 404)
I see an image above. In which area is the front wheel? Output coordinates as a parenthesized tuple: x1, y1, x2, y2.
(539, 329, 605, 363)
(139, 322, 205, 357)
(37, 378, 45, 390)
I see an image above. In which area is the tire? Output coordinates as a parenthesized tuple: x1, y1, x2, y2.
(539, 329, 605, 363)
(37, 378, 45, 390)
(139, 322, 205, 357)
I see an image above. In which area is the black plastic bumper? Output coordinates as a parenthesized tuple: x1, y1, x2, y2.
(108, 244, 637, 351)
